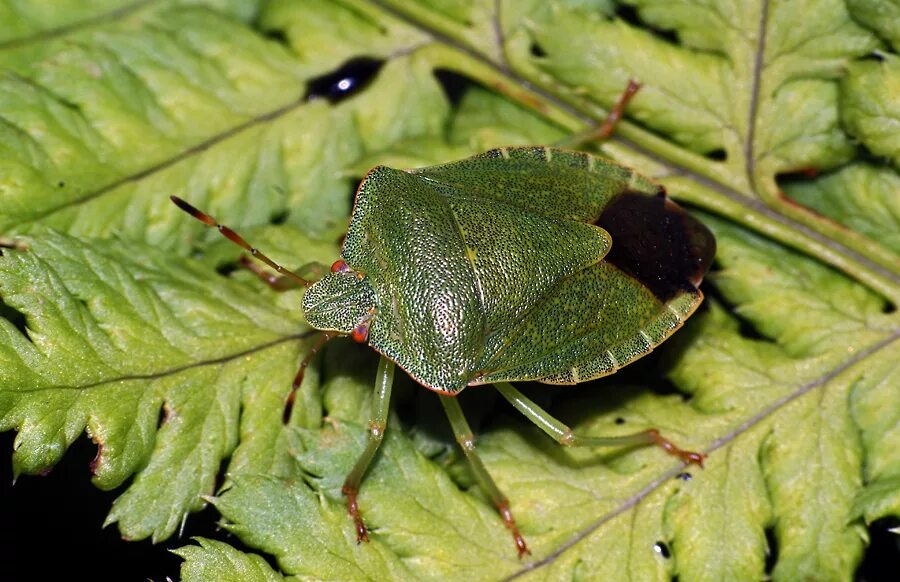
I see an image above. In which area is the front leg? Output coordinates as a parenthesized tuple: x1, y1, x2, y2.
(341, 355, 395, 542)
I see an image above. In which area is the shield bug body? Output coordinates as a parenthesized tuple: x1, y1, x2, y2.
(172, 146, 715, 557)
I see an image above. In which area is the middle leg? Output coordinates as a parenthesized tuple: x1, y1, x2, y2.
(439, 395, 531, 558)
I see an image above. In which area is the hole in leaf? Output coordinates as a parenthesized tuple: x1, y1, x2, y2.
(675, 471, 692, 481)
(653, 540, 671, 558)
(305, 57, 385, 103)
(260, 28, 289, 46)
(764, 527, 778, 575)
(862, 51, 885, 62)
(615, 5, 679, 44)
(529, 42, 547, 58)
(433, 68, 472, 106)
(882, 301, 896, 314)
(706, 149, 726, 161)
(270, 209, 288, 225)
(216, 262, 240, 277)
(614, 417, 626, 425)
(0, 299, 29, 342)
(157, 403, 170, 429)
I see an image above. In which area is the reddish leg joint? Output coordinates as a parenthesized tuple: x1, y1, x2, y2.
(497, 500, 530, 558)
(342, 484, 369, 543)
(646, 429, 706, 467)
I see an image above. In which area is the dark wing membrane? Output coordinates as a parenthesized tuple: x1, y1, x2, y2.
(477, 262, 703, 385)
(411, 147, 662, 224)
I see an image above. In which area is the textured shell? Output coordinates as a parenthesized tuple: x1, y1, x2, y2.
(335, 147, 714, 394)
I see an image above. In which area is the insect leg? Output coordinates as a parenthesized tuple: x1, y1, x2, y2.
(439, 395, 531, 558)
(554, 79, 641, 149)
(170, 196, 310, 288)
(341, 355, 395, 543)
(282, 331, 335, 424)
(494, 382, 705, 467)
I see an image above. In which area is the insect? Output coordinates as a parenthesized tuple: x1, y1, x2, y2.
(172, 144, 715, 558)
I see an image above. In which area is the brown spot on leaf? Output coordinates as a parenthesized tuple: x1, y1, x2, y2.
(90, 444, 103, 475)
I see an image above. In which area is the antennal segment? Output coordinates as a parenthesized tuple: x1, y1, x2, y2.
(170, 196, 311, 288)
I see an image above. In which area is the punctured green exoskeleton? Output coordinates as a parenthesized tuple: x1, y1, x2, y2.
(170, 141, 715, 557)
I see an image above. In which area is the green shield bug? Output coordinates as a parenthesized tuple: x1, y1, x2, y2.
(172, 144, 715, 558)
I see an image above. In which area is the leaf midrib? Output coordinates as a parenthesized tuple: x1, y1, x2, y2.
(19, 331, 310, 393)
(22, 94, 309, 226)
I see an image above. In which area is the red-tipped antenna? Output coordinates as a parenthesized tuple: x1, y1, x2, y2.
(171, 196, 311, 288)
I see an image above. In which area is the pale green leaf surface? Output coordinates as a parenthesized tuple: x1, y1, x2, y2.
(0, 1, 898, 580)
(512, 0, 878, 176)
(847, 0, 900, 48)
(176, 537, 286, 582)
(706, 217, 888, 357)
(0, 1, 144, 46)
(0, 2, 449, 245)
(786, 163, 900, 254)
(664, 222, 898, 581)
(212, 473, 414, 581)
(0, 231, 310, 541)
(841, 54, 900, 167)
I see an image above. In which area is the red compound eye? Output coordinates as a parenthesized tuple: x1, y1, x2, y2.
(351, 324, 369, 343)
(331, 259, 350, 273)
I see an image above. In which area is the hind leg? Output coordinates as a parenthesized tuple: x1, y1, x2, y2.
(494, 382, 705, 466)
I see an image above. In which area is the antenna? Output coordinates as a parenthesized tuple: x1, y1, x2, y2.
(170, 196, 311, 288)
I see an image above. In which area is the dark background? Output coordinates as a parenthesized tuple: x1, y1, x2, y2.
(0, 431, 223, 581)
